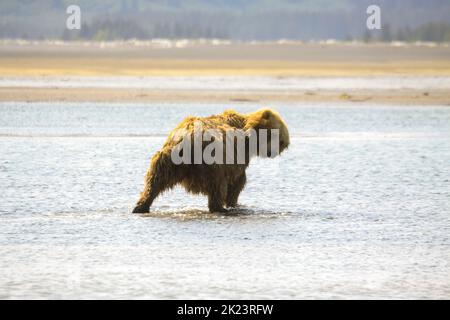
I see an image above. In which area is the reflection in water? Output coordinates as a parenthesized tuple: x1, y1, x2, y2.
(140, 206, 295, 221)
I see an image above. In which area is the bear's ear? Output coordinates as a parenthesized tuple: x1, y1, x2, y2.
(261, 109, 273, 120)
(244, 109, 272, 130)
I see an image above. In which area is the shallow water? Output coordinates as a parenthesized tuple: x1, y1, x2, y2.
(1, 102, 449, 299)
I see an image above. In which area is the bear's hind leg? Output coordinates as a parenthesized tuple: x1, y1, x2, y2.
(226, 173, 246, 208)
(133, 150, 178, 213)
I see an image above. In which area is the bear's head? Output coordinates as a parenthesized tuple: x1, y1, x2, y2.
(245, 108, 290, 158)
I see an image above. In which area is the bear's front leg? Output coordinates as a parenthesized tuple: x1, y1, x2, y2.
(226, 173, 246, 208)
(207, 181, 228, 213)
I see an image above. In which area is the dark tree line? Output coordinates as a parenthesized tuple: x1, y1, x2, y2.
(60, 18, 450, 43)
(363, 22, 450, 43)
(1, 0, 450, 42)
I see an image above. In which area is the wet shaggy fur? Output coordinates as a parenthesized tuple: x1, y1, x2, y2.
(132, 108, 290, 213)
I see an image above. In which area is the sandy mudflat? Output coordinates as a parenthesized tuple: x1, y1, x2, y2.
(1, 87, 449, 105)
(1, 41, 449, 104)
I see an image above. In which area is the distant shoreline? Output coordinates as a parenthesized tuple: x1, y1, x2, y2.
(1, 87, 449, 105)
(2, 41, 450, 77)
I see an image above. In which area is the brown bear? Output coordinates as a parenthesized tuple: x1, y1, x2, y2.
(132, 108, 290, 213)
